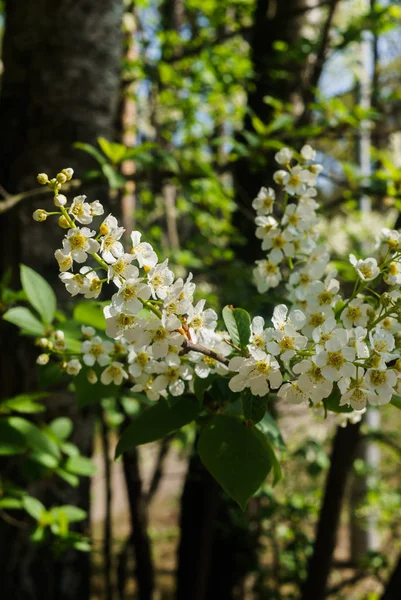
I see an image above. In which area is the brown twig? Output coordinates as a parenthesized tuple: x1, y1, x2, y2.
(180, 339, 230, 366)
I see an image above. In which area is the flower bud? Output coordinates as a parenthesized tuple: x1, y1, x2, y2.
(37, 173, 49, 185)
(381, 292, 392, 307)
(87, 369, 98, 384)
(66, 359, 82, 375)
(54, 194, 67, 207)
(37, 353, 50, 366)
(82, 325, 96, 339)
(54, 330, 65, 341)
(62, 168, 74, 181)
(395, 358, 401, 373)
(36, 337, 50, 349)
(33, 209, 48, 222)
(56, 172, 67, 184)
(99, 223, 109, 235)
(58, 215, 70, 229)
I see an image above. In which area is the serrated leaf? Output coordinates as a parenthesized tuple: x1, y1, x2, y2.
(242, 390, 267, 424)
(3, 307, 45, 336)
(222, 306, 251, 350)
(198, 415, 275, 510)
(257, 412, 286, 451)
(116, 396, 200, 457)
(20, 265, 56, 324)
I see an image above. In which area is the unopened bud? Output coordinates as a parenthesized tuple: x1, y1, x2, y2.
(395, 358, 401, 372)
(99, 223, 109, 235)
(54, 330, 65, 341)
(56, 172, 67, 184)
(36, 337, 50, 349)
(381, 292, 392, 307)
(37, 353, 50, 366)
(33, 209, 48, 222)
(58, 215, 70, 229)
(87, 369, 98, 384)
(62, 168, 74, 181)
(37, 173, 49, 185)
(54, 194, 67, 207)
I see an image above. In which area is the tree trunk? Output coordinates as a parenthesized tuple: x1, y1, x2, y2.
(0, 1, 123, 598)
(301, 422, 362, 600)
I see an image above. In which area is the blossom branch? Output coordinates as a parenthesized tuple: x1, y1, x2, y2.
(180, 340, 230, 367)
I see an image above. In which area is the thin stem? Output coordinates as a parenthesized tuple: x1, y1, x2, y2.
(142, 300, 162, 319)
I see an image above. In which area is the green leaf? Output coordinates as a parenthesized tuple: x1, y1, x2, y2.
(0, 497, 23, 509)
(64, 456, 96, 476)
(73, 301, 106, 330)
(29, 450, 59, 469)
(102, 163, 126, 189)
(222, 306, 251, 350)
(3, 307, 45, 336)
(74, 142, 107, 165)
(324, 389, 353, 413)
(116, 396, 200, 457)
(48, 418, 73, 441)
(97, 137, 127, 164)
(0, 419, 26, 455)
(242, 390, 267, 424)
(193, 374, 216, 404)
(51, 505, 87, 523)
(23, 496, 46, 520)
(1, 393, 47, 414)
(7, 417, 60, 458)
(257, 412, 286, 451)
(391, 395, 401, 410)
(198, 415, 275, 510)
(56, 468, 79, 487)
(20, 265, 56, 324)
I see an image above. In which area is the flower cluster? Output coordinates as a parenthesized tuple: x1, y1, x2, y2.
(32, 150, 401, 417)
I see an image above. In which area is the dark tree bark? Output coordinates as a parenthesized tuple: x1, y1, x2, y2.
(176, 446, 258, 600)
(301, 422, 362, 600)
(122, 447, 155, 600)
(381, 553, 401, 600)
(176, 450, 222, 600)
(0, 1, 123, 598)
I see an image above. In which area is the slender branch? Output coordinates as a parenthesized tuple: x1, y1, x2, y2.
(164, 26, 252, 65)
(0, 179, 82, 214)
(180, 339, 230, 366)
(298, 0, 341, 126)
